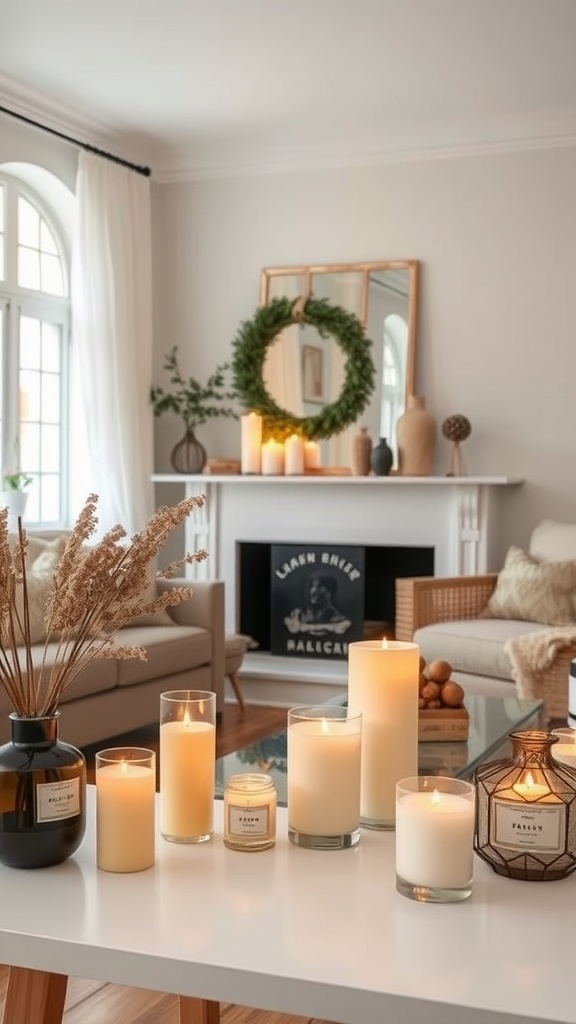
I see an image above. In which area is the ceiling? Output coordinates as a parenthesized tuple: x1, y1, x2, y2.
(2, 0, 576, 180)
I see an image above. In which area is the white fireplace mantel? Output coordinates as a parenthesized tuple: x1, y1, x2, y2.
(152, 474, 523, 633)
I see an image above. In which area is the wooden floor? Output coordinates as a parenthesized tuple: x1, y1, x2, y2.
(1, 704, 333, 1024)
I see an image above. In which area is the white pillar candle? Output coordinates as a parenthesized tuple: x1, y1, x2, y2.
(159, 690, 216, 843)
(96, 749, 156, 873)
(287, 710, 361, 837)
(396, 782, 475, 889)
(241, 412, 262, 474)
(284, 434, 305, 475)
(347, 640, 420, 828)
(261, 439, 285, 475)
(303, 440, 321, 470)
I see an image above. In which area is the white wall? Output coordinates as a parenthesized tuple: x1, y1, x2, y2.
(152, 145, 576, 565)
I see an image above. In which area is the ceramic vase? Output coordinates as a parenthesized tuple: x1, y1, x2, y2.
(0, 714, 86, 868)
(170, 430, 207, 474)
(396, 396, 436, 476)
(0, 491, 28, 533)
(351, 427, 372, 476)
(370, 437, 393, 476)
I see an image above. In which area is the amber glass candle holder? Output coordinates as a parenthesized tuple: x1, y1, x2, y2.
(474, 730, 576, 882)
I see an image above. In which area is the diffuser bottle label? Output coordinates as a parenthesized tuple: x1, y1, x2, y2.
(493, 798, 564, 853)
(36, 778, 81, 822)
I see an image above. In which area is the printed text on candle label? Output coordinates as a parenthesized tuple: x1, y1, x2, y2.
(36, 778, 81, 823)
(493, 799, 564, 852)
(228, 805, 269, 836)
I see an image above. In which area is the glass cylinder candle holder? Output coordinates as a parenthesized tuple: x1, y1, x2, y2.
(396, 776, 475, 903)
(160, 690, 216, 844)
(348, 639, 420, 830)
(96, 747, 156, 873)
(287, 705, 362, 850)
(224, 773, 277, 851)
(550, 728, 576, 770)
(474, 730, 576, 882)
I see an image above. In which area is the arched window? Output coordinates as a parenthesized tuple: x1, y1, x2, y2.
(0, 170, 71, 527)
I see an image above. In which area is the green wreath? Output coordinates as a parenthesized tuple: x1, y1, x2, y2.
(231, 295, 376, 441)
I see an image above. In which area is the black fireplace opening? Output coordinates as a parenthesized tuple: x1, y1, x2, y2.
(237, 541, 434, 657)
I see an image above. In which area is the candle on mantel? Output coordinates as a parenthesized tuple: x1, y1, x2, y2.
(261, 439, 285, 475)
(160, 694, 216, 843)
(347, 639, 420, 829)
(241, 412, 262, 474)
(303, 440, 321, 470)
(284, 434, 305, 475)
(512, 771, 550, 800)
(396, 782, 475, 890)
(287, 709, 361, 839)
(96, 751, 156, 873)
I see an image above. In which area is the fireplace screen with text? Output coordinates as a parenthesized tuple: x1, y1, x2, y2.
(270, 544, 365, 659)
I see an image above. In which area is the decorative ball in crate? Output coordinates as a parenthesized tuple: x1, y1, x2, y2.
(418, 658, 469, 741)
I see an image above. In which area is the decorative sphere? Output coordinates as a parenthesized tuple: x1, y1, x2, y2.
(442, 414, 471, 443)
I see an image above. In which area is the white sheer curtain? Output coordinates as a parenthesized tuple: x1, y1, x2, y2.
(71, 152, 154, 535)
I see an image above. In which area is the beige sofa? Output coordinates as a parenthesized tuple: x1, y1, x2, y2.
(396, 519, 576, 724)
(0, 576, 226, 748)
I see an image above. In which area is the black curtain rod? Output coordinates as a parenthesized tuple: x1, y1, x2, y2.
(0, 104, 152, 177)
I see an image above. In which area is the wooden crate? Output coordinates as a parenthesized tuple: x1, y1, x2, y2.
(418, 706, 469, 742)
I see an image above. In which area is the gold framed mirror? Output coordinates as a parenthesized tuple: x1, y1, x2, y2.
(260, 260, 420, 463)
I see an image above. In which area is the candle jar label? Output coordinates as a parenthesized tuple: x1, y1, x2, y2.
(492, 799, 564, 853)
(227, 804, 269, 836)
(36, 777, 81, 822)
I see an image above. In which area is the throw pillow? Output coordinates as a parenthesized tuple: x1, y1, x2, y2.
(121, 564, 175, 628)
(481, 546, 576, 626)
(11, 539, 66, 645)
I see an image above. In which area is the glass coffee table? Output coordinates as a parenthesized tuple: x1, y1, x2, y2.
(215, 693, 544, 805)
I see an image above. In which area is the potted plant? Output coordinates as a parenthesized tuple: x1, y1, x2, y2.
(150, 347, 239, 473)
(1, 471, 34, 528)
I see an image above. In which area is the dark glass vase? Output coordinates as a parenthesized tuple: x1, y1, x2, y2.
(474, 730, 576, 882)
(370, 437, 393, 476)
(0, 714, 86, 869)
(170, 430, 207, 473)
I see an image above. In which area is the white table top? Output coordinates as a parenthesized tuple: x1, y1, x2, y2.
(0, 788, 572, 1024)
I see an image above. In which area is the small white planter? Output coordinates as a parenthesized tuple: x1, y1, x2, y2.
(0, 491, 29, 532)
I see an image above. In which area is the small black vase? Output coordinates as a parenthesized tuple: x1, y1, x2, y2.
(0, 714, 86, 869)
(370, 437, 393, 476)
(170, 430, 207, 474)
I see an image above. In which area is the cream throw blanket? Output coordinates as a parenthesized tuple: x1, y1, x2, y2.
(505, 627, 576, 703)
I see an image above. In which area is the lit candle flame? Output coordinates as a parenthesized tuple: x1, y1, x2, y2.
(431, 789, 441, 806)
(381, 637, 388, 650)
(320, 717, 330, 734)
(183, 707, 191, 727)
(121, 760, 128, 774)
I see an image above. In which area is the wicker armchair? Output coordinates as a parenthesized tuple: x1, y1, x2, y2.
(395, 574, 575, 724)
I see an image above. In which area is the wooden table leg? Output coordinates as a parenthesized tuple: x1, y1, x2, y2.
(2, 967, 68, 1024)
(179, 995, 220, 1024)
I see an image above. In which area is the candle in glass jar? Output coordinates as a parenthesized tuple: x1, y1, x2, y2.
(261, 439, 285, 475)
(551, 729, 576, 769)
(96, 749, 156, 873)
(287, 708, 361, 839)
(396, 779, 475, 890)
(284, 434, 305, 475)
(348, 639, 420, 828)
(160, 691, 216, 843)
(224, 773, 277, 851)
(241, 412, 262, 474)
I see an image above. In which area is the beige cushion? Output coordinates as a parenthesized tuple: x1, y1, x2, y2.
(115, 624, 211, 686)
(120, 565, 174, 628)
(480, 546, 576, 626)
(414, 618, 550, 681)
(529, 519, 576, 563)
(10, 538, 66, 644)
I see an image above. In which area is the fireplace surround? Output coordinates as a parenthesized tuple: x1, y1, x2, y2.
(152, 473, 522, 703)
